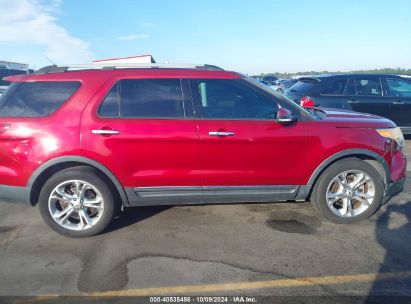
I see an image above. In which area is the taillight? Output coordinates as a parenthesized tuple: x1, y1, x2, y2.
(300, 96, 315, 108)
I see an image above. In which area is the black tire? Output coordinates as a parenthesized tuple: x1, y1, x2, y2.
(38, 166, 115, 237)
(311, 158, 384, 224)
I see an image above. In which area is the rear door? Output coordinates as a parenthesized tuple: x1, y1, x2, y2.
(383, 77, 411, 129)
(348, 76, 391, 119)
(190, 78, 307, 202)
(314, 77, 350, 109)
(80, 77, 201, 205)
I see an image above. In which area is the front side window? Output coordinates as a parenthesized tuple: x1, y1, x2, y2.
(0, 81, 80, 117)
(354, 77, 382, 96)
(386, 78, 411, 97)
(192, 79, 279, 119)
(321, 78, 348, 95)
(99, 79, 184, 118)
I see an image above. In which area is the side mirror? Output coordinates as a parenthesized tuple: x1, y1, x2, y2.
(277, 107, 297, 125)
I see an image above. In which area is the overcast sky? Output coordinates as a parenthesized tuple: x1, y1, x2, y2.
(0, 0, 410, 74)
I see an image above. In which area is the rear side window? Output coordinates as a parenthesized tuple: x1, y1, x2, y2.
(99, 79, 184, 118)
(354, 78, 382, 96)
(0, 81, 80, 117)
(321, 78, 348, 95)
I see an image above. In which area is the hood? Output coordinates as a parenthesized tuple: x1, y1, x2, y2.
(313, 107, 396, 129)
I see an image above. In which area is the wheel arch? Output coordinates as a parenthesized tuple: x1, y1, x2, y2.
(295, 149, 390, 201)
(27, 156, 129, 207)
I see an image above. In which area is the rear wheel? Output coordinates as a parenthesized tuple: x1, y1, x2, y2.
(38, 167, 115, 237)
(311, 158, 384, 223)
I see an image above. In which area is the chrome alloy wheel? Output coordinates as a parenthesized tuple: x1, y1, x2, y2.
(48, 180, 104, 231)
(325, 170, 375, 218)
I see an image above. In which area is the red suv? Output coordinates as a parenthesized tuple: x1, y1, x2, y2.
(0, 64, 406, 237)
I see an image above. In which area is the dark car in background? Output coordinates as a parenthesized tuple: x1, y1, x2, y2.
(276, 79, 298, 93)
(284, 74, 411, 134)
(261, 75, 278, 85)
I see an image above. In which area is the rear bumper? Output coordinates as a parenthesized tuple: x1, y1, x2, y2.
(0, 185, 30, 204)
(383, 177, 405, 203)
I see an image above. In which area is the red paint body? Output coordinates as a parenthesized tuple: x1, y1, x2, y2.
(0, 69, 406, 192)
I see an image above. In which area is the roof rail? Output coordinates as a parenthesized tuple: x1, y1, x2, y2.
(35, 63, 224, 74)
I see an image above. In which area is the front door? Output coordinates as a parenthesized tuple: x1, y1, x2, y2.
(189, 78, 307, 202)
(347, 76, 391, 120)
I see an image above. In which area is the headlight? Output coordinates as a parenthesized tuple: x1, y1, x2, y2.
(377, 127, 404, 149)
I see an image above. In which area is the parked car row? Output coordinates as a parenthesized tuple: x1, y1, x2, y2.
(283, 74, 411, 134)
(270, 79, 298, 93)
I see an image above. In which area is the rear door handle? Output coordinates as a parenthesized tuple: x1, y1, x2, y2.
(209, 131, 235, 137)
(348, 100, 359, 104)
(393, 101, 405, 105)
(91, 129, 120, 135)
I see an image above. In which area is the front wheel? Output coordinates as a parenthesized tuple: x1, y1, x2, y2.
(38, 167, 115, 237)
(311, 158, 384, 224)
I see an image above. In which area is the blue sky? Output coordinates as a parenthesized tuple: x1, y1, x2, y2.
(1, 0, 410, 74)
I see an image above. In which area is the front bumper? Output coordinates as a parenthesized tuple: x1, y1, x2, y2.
(383, 177, 405, 204)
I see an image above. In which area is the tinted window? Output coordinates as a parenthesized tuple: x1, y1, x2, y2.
(286, 81, 316, 93)
(98, 83, 120, 117)
(193, 79, 278, 119)
(0, 81, 80, 117)
(321, 78, 348, 95)
(282, 79, 297, 90)
(354, 78, 382, 96)
(0, 69, 10, 86)
(386, 78, 411, 97)
(9, 69, 28, 76)
(344, 78, 356, 95)
(262, 76, 278, 82)
(99, 79, 184, 118)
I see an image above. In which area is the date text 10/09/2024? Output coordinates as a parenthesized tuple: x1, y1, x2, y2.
(149, 296, 258, 303)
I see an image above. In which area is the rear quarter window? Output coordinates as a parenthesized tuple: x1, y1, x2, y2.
(0, 81, 80, 117)
(287, 81, 316, 93)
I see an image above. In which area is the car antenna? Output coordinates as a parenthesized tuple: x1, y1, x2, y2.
(43, 55, 57, 66)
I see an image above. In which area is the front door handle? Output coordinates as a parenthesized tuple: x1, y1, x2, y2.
(393, 101, 405, 105)
(209, 131, 236, 137)
(91, 129, 120, 135)
(348, 100, 359, 104)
